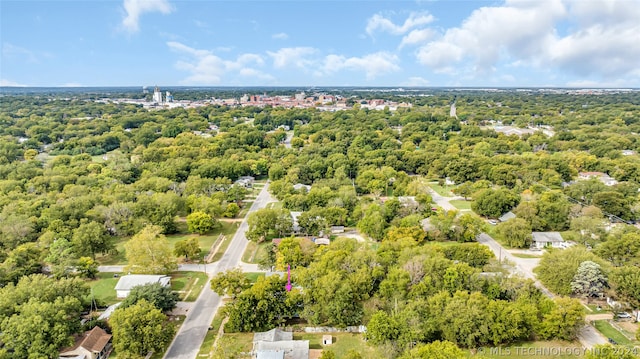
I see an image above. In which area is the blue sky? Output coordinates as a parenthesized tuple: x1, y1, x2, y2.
(1, 0, 639, 87)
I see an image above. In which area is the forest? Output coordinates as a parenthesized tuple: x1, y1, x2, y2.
(0, 88, 639, 358)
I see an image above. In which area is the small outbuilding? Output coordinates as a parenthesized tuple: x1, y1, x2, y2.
(531, 232, 566, 249)
(322, 335, 332, 345)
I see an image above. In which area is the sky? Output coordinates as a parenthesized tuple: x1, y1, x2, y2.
(1, 0, 640, 88)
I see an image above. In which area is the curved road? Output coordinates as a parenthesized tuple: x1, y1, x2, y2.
(163, 182, 275, 359)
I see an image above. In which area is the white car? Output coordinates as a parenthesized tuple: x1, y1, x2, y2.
(488, 219, 498, 225)
(616, 312, 632, 319)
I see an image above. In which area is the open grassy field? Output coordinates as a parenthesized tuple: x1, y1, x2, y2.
(293, 333, 384, 357)
(450, 199, 472, 210)
(593, 320, 632, 345)
(88, 272, 120, 306)
(429, 182, 456, 197)
(96, 221, 239, 265)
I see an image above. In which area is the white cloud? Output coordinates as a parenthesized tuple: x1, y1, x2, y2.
(0, 79, 26, 87)
(415, 0, 640, 83)
(366, 11, 434, 36)
(399, 29, 433, 48)
(239, 68, 276, 81)
(122, 0, 173, 33)
(167, 41, 268, 84)
(272, 32, 289, 40)
(322, 52, 400, 80)
(2, 42, 39, 63)
(267, 47, 317, 70)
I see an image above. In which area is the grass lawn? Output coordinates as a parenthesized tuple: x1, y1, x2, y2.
(244, 272, 265, 283)
(242, 241, 271, 264)
(266, 201, 283, 209)
(170, 271, 209, 301)
(450, 199, 472, 210)
(293, 333, 384, 357)
(510, 253, 542, 259)
(585, 303, 611, 313)
(88, 272, 120, 306)
(216, 332, 254, 357)
(593, 320, 632, 345)
(429, 182, 456, 197)
(96, 221, 239, 266)
(470, 340, 585, 358)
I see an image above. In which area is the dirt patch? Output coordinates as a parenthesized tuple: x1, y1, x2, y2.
(309, 349, 323, 359)
(617, 320, 638, 334)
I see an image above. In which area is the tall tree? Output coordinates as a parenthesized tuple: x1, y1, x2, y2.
(571, 261, 607, 301)
(496, 218, 532, 248)
(110, 299, 176, 358)
(124, 225, 178, 274)
(120, 283, 179, 312)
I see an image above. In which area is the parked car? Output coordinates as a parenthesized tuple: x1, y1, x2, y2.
(488, 219, 498, 225)
(616, 312, 632, 319)
(608, 338, 617, 345)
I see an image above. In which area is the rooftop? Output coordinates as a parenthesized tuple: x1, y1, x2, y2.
(114, 274, 170, 291)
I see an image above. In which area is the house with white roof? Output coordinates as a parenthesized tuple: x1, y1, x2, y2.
(114, 274, 171, 298)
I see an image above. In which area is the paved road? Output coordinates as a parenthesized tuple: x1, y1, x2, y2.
(428, 187, 463, 212)
(283, 131, 293, 149)
(477, 233, 608, 348)
(163, 182, 275, 359)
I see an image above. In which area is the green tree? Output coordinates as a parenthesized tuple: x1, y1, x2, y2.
(224, 275, 301, 332)
(496, 218, 532, 248)
(471, 188, 519, 218)
(399, 340, 465, 359)
(124, 225, 178, 274)
(72, 220, 112, 258)
(223, 203, 240, 218)
(537, 297, 585, 340)
(246, 208, 293, 242)
(595, 232, 640, 267)
(111, 299, 176, 358)
(186, 211, 217, 235)
(210, 268, 252, 299)
(536, 191, 571, 231)
(120, 283, 179, 312)
(319, 350, 336, 359)
(571, 261, 607, 301)
(76, 256, 99, 278)
(609, 265, 640, 310)
(364, 311, 401, 345)
(357, 207, 386, 241)
(174, 237, 202, 261)
(0, 296, 83, 359)
(535, 246, 606, 295)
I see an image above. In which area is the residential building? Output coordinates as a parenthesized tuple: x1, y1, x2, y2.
(114, 275, 170, 298)
(253, 328, 309, 359)
(531, 232, 567, 249)
(59, 326, 112, 359)
(290, 211, 302, 234)
(499, 211, 516, 222)
(577, 172, 618, 186)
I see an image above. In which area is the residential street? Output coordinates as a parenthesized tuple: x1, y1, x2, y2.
(162, 182, 275, 359)
(477, 233, 608, 348)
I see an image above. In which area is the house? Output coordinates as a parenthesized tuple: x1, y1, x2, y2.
(314, 238, 331, 245)
(253, 328, 309, 359)
(235, 176, 255, 188)
(421, 218, 434, 232)
(493, 126, 536, 137)
(498, 211, 516, 222)
(577, 172, 618, 186)
(290, 211, 302, 234)
(114, 275, 171, 298)
(330, 226, 345, 234)
(59, 326, 112, 359)
(293, 183, 312, 192)
(531, 232, 566, 249)
(397, 196, 418, 207)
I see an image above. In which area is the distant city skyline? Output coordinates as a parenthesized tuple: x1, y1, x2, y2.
(1, 0, 639, 88)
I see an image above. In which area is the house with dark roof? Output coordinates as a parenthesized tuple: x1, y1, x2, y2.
(59, 326, 112, 359)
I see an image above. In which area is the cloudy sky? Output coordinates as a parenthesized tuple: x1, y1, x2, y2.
(1, 0, 639, 87)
